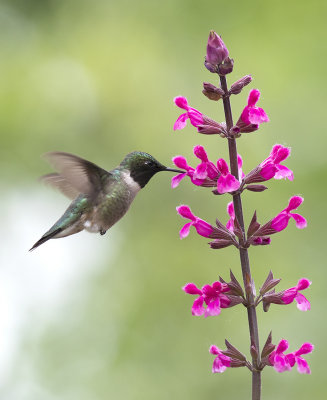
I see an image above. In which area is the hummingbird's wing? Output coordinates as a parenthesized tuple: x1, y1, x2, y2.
(43, 152, 111, 199)
(40, 173, 80, 200)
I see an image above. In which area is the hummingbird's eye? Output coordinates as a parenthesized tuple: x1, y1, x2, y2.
(145, 160, 155, 167)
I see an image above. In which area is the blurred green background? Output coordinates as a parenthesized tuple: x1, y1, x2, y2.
(0, 0, 325, 399)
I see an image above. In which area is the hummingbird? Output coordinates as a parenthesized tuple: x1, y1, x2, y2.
(30, 151, 183, 251)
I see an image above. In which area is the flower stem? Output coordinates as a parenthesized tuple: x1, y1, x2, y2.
(219, 75, 261, 400)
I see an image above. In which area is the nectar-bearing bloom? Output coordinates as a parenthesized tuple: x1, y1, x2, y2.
(282, 278, 311, 311)
(234, 89, 269, 133)
(269, 340, 314, 374)
(217, 158, 240, 194)
(193, 145, 219, 180)
(209, 345, 231, 373)
(173, 96, 204, 130)
(176, 205, 213, 239)
(271, 196, 307, 232)
(245, 144, 293, 184)
(183, 280, 231, 317)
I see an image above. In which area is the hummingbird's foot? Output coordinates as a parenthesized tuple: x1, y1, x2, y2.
(100, 229, 107, 236)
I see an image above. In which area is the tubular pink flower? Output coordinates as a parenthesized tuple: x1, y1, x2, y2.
(281, 278, 311, 311)
(261, 144, 293, 181)
(193, 145, 219, 180)
(217, 158, 240, 194)
(183, 280, 231, 317)
(171, 156, 196, 188)
(209, 345, 231, 373)
(173, 96, 204, 131)
(176, 205, 213, 239)
(271, 196, 307, 232)
(269, 340, 313, 374)
(241, 89, 269, 125)
(235, 89, 269, 133)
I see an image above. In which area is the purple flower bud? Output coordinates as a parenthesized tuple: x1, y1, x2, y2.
(230, 75, 253, 95)
(202, 82, 225, 101)
(205, 31, 229, 73)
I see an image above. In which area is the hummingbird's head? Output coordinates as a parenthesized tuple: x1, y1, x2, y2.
(120, 152, 183, 188)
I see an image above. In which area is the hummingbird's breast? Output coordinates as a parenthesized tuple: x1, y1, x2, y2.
(84, 170, 141, 233)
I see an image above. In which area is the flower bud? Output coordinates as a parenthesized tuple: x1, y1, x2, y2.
(205, 31, 229, 73)
(230, 75, 252, 95)
(202, 82, 225, 101)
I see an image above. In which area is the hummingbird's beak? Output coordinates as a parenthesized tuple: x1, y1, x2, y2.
(164, 167, 185, 173)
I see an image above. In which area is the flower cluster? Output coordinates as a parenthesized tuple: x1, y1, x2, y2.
(171, 30, 313, 387)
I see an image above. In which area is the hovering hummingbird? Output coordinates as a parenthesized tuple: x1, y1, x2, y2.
(30, 151, 183, 251)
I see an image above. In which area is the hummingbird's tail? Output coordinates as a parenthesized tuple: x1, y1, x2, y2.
(29, 228, 62, 251)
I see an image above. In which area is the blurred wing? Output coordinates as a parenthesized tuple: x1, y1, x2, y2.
(43, 152, 111, 197)
(40, 173, 80, 200)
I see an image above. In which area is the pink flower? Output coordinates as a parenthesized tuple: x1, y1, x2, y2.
(271, 196, 307, 232)
(235, 89, 269, 133)
(245, 144, 293, 184)
(209, 345, 231, 373)
(241, 89, 269, 125)
(183, 280, 231, 317)
(282, 278, 311, 311)
(176, 205, 213, 239)
(193, 145, 219, 180)
(171, 156, 196, 188)
(217, 159, 240, 194)
(173, 96, 204, 131)
(269, 340, 314, 374)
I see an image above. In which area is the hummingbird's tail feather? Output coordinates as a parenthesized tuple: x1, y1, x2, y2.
(29, 228, 62, 251)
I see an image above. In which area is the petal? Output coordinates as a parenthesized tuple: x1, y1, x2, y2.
(217, 158, 229, 175)
(171, 173, 186, 188)
(173, 113, 188, 130)
(271, 212, 290, 232)
(194, 162, 208, 180)
(205, 298, 221, 317)
(176, 205, 195, 220)
(295, 343, 314, 356)
(287, 196, 304, 211)
(209, 345, 220, 355)
(174, 96, 188, 109)
(219, 353, 232, 367)
(281, 288, 297, 304)
(273, 354, 289, 373)
(290, 213, 307, 229)
(276, 339, 289, 354)
(274, 145, 291, 163)
(172, 155, 189, 170)
(188, 109, 203, 127)
(285, 353, 296, 368)
(206, 162, 219, 179)
(237, 154, 244, 178)
(240, 106, 251, 125)
(247, 89, 260, 107)
(274, 165, 294, 181)
(227, 202, 235, 218)
(248, 107, 269, 124)
(295, 293, 310, 311)
(212, 357, 228, 373)
(191, 296, 205, 316)
(296, 278, 312, 291)
(260, 164, 277, 180)
(296, 357, 311, 374)
(193, 145, 208, 162)
(217, 174, 240, 194)
(194, 219, 213, 237)
(179, 222, 192, 239)
(183, 283, 202, 295)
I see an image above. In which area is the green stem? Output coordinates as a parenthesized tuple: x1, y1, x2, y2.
(219, 75, 261, 400)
